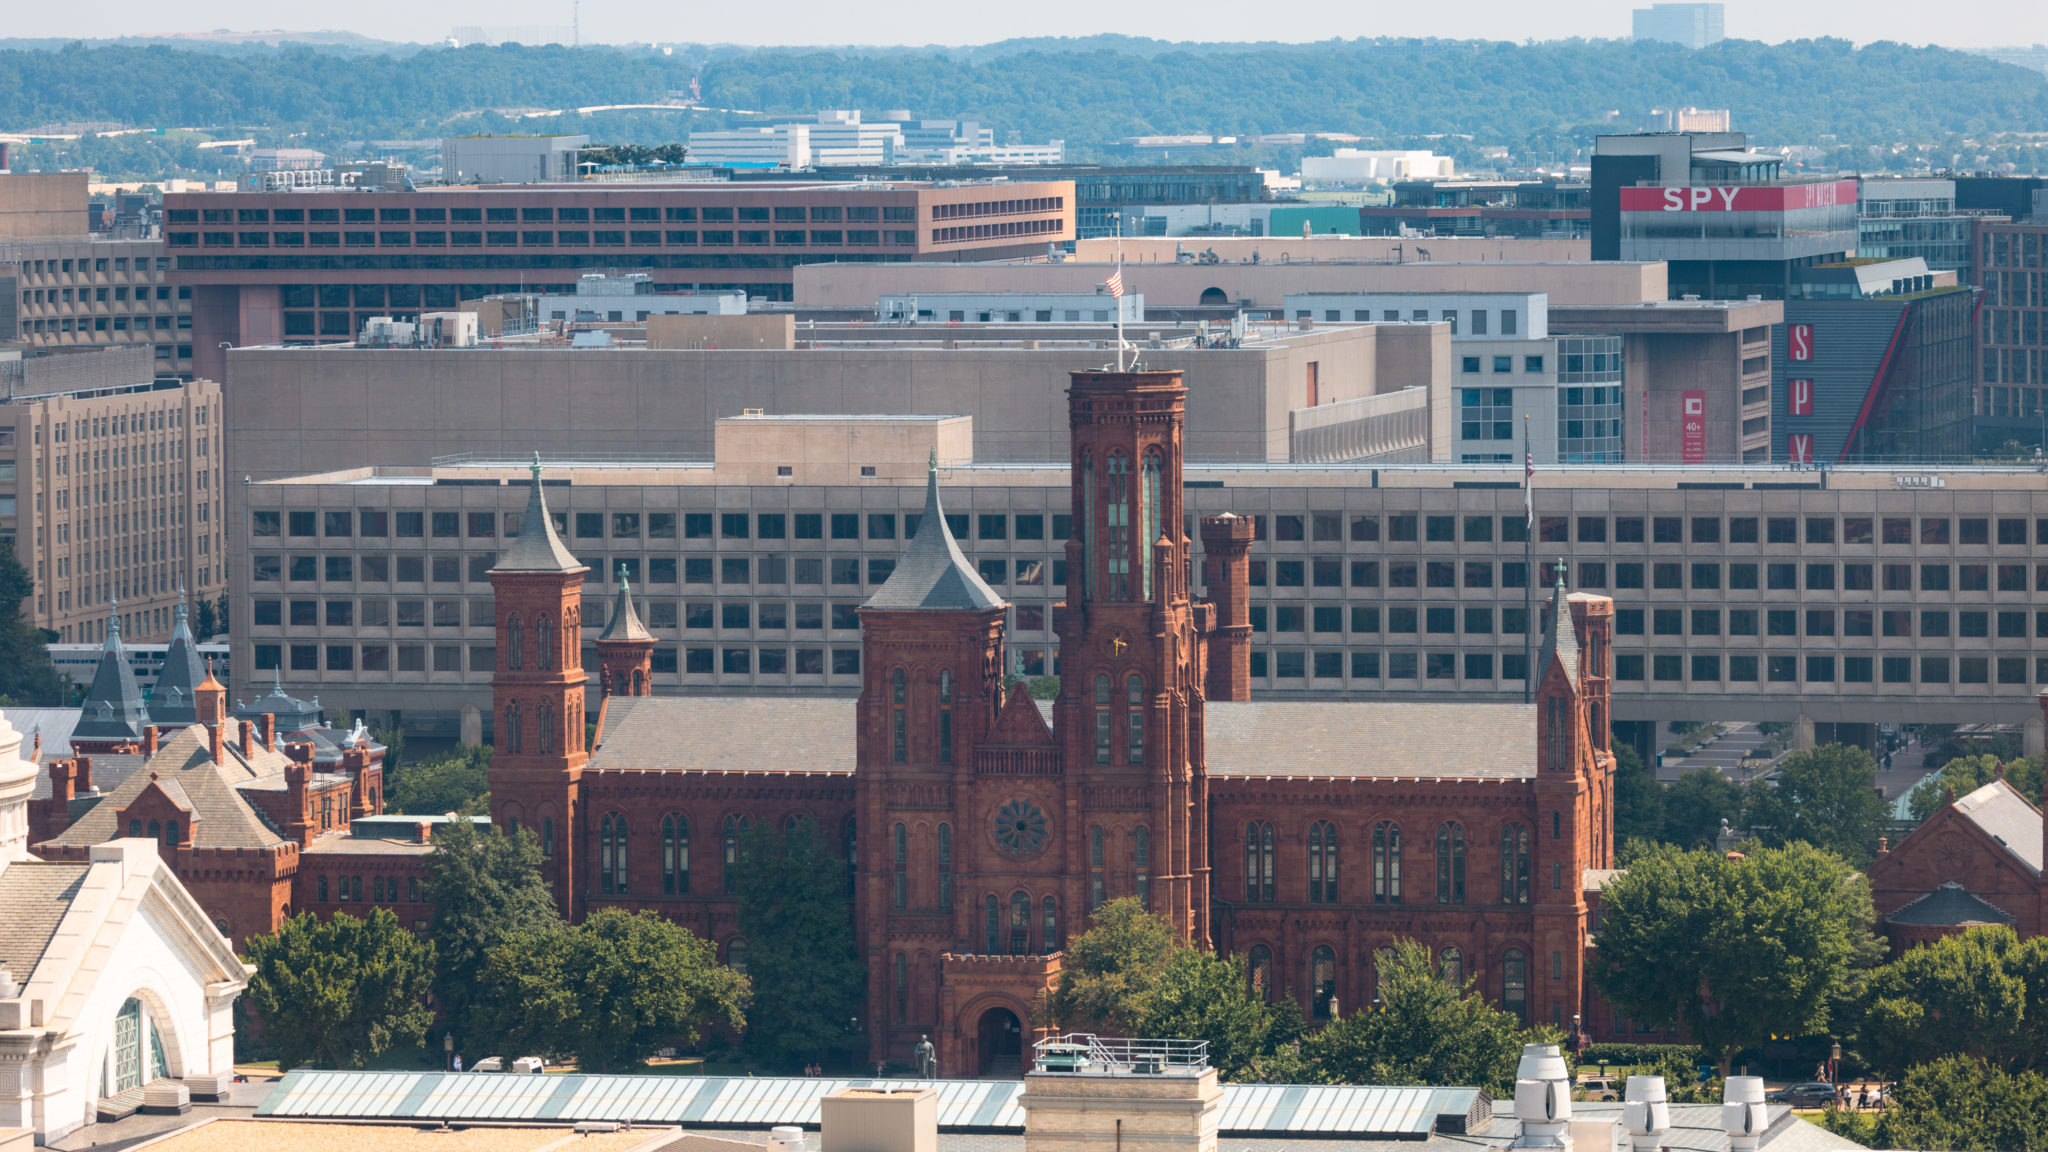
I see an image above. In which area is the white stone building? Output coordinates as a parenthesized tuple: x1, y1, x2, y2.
(0, 708, 248, 1142)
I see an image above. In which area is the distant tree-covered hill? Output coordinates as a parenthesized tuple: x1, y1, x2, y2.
(1, 35, 2044, 156)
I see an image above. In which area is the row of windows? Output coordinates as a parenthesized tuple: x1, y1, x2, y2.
(1616, 606, 2048, 639)
(256, 508, 1071, 542)
(313, 874, 419, 903)
(174, 204, 919, 225)
(177, 229, 917, 249)
(1249, 943, 1529, 1023)
(250, 551, 1062, 590)
(1247, 557, 2048, 594)
(1243, 821, 1540, 907)
(253, 597, 1071, 635)
(1614, 652, 2042, 685)
(252, 642, 867, 676)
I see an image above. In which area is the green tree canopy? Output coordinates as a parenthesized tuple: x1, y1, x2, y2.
(1857, 926, 2048, 1079)
(1660, 767, 1744, 850)
(1303, 940, 1558, 1096)
(1742, 744, 1891, 867)
(1908, 755, 2046, 823)
(734, 817, 866, 1070)
(418, 816, 559, 1043)
(1611, 742, 1665, 846)
(1045, 897, 1180, 1034)
(1872, 1057, 2048, 1152)
(388, 744, 492, 815)
(475, 908, 749, 1073)
(0, 549, 63, 706)
(1592, 842, 1881, 1077)
(243, 908, 436, 1071)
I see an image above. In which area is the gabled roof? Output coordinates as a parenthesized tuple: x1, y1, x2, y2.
(149, 588, 207, 726)
(1884, 881, 2017, 927)
(491, 455, 584, 574)
(1205, 702, 1537, 779)
(588, 697, 857, 775)
(1950, 778, 2043, 874)
(598, 566, 654, 643)
(40, 725, 288, 850)
(71, 607, 150, 743)
(862, 454, 1004, 612)
(987, 683, 1057, 746)
(128, 772, 196, 816)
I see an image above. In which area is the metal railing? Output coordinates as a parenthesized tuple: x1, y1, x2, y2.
(1032, 1034, 1209, 1076)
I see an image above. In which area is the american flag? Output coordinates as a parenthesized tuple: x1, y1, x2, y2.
(1105, 269, 1125, 298)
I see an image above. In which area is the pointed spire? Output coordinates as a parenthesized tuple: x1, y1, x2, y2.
(1540, 556, 1580, 687)
(74, 596, 150, 743)
(598, 563, 653, 643)
(151, 578, 208, 725)
(863, 448, 1004, 612)
(491, 452, 584, 573)
(104, 597, 122, 653)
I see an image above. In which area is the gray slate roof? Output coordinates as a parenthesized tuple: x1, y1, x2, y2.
(0, 863, 90, 977)
(1205, 702, 1538, 779)
(1952, 778, 2044, 874)
(1885, 880, 2017, 926)
(491, 460, 584, 574)
(149, 592, 207, 726)
(1541, 574, 1579, 687)
(72, 612, 150, 743)
(589, 697, 859, 775)
(862, 459, 1004, 612)
(599, 567, 654, 643)
(40, 724, 289, 850)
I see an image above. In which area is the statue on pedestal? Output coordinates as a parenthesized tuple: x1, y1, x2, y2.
(915, 1034, 937, 1080)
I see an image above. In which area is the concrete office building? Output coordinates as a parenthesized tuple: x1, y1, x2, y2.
(878, 293, 1145, 324)
(533, 274, 746, 325)
(1974, 217, 2048, 452)
(5, 237, 195, 376)
(1551, 299, 1782, 464)
(441, 135, 588, 184)
(237, 419, 2048, 747)
(761, 165, 1271, 239)
(217, 321, 1450, 483)
(1632, 3, 1724, 48)
(165, 180, 1075, 382)
(0, 347, 226, 644)
(0, 173, 90, 239)
(1358, 181, 1591, 239)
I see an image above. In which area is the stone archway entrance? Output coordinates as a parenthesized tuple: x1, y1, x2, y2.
(977, 1006, 1023, 1077)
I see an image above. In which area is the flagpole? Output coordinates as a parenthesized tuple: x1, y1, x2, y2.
(1114, 224, 1129, 372)
(1523, 413, 1534, 705)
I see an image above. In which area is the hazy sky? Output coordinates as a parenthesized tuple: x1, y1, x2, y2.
(12, 0, 2048, 49)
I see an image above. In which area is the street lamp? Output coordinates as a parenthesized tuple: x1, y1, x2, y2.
(443, 1032, 455, 1071)
(1829, 1039, 1842, 1085)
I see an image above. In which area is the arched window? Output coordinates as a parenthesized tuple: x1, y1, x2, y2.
(537, 699, 554, 754)
(1311, 946, 1337, 1020)
(938, 669, 954, 764)
(1133, 826, 1151, 909)
(891, 668, 908, 763)
(148, 819, 160, 839)
(508, 616, 523, 669)
(723, 815, 747, 895)
(600, 814, 627, 894)
(843, 815, 858, 898)
(317, 875, 328, 902)
(1441, 946, 1464, 988)
(1248, 945, 1273, 1002)
(663, 814, 689, 895)
(1500, 823, 1531, 905)
(1502, 949, 1528, 1025)
(1089, 826, 1106, 908)
(1436, 822, 1466, 904)
(1373, 821, 1402, 904)
(542, 816, 555, 859)
(1126, 673, 1145, 765)
(1093, 674, 1112, 764)
(1042, 895, 1059, 953)
(1309, 821, 1339, 904)
(1010, 891, 1031, 954)
(1547, 697, 1564, 770)
(536, 614, 554, 670)
(1105, 451, 1132, 598)
(727, 938, 748, 975)
(893, 823, 909, 909)
(937, 824, 953, 911)
(1245, 821, 1275, 903)
(1140, 449, 1162, 601)
(985, 895, 1000, 955)
(1081, 452, 1097, 599)
(505, 701, 522, 753)
(165, 820, 180, 846)
(128, 819, 142, 837)
(1553, 860, 1563, 891)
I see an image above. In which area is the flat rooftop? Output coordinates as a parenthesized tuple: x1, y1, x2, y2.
(128, 1119, 677, 1152)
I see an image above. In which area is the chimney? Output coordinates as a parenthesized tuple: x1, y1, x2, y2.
(142, 726, 159, 756)
(1623, 1077, 1668, 1152)
(415, 821, 434, 844)
(48, 761, 75, 807)
(1510, 1043, 1574, 1151)
(1721, 1077, 1767, 1152)
(285, 741, 314, 765)
(209, 723, 223, 765)
(1199, 513, 1256, 702)
(285, 761, 314, 847)
(239, 720, 254, 758)
(76, 756, 92, 793)
(260, 712, 276, 752)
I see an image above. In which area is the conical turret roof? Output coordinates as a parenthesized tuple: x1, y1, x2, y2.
(491, 453, 584, 574)
(599, 565, 654, 643)
(150, 586, 206, 725)
(72, 601, 151, 742)
(1540, 559, 1580, 689)
(862, 453, 1004, 612)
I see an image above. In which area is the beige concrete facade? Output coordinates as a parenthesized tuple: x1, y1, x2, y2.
(646, 313, 796, 350)
(0, 350, 224, 643)
(1074, 235, 1591, 265)
(0, 174, 88, 240)
(713, 413, 973, 486)
(2, 236, 193, 377)
(795, 260, 1668, 310)
(1020, 1070, 1222, 1152)
(1553, 300, 1782, 465)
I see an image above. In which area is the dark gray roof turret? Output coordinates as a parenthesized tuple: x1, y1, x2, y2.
(72, 601, 151, 742)
(149, 587, 206, 726)
(862, 452, 1005, 613)
(491, 453, 584, 574)
(599, 565, 654, 642)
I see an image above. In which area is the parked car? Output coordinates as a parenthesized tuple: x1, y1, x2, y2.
(1577, 1077, 1621, 1102)
(1767, 1082, 1838, 1107)
(470, 1056, 547, 1074)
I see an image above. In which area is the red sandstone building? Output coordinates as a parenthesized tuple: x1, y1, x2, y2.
(1866, 755, 2046, 954)
(487, 366, 1621, 1075)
